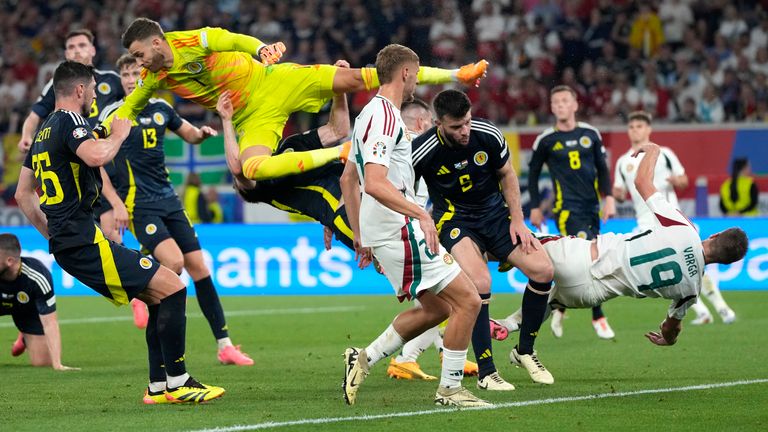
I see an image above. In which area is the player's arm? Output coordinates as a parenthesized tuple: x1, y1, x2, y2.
(216, 91, 252, 186)
(316, 61, 351, 146)
(339, 161, 371, 267)
(77, 118, 132, 167)
(645, 316, 682, 346)
(99, 167, 129, 235)
(39, 312, 77, 370)
(633, 143, 661, 201)
(527, 136, 547, 228)
(664, 149, 689, 190)
(612, 158, 628, 202)
(15, 165, 49, 239)
(498, 160, 537, 253)
(18, 83, 54, 153)
(203, 27, 285, 65)
(173, 120, 218, 145)
(94, 81, 155, 139)
(593, 133, 616, 222)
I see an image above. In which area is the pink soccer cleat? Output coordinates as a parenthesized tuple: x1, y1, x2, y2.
(11, 332, 25, 357)
(489, 319, 509, 341)
(131, 298, 149, 329)
(217, 345, 254, 366)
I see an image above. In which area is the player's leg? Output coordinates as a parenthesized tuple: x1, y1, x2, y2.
(701, 271, 736, 323)
(690, 297, 714, 325)
(22, 333, 52, 367)
(388, 297, 439, 381)
(98, 208, 123, 244)
(449, 236, 514, 390)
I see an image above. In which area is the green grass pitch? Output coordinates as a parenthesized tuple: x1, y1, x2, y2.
(1, 292, 767, 431)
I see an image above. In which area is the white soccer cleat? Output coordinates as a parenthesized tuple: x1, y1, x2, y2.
(718, 307, 736, 324)
(342, 347, 369, 405)
(592, 317, 615, 339)
(510, 346, 554, 385)
(477, 372, 515, 391)
(550, 309, 565, 338)
(691, 313, 714, 325)
(435, 386, 492, 407)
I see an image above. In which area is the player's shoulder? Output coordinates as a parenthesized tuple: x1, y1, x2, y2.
(56, 109, 89, 128)
(148, 97, 174, 110)
(576, 121, 603, 139)
(94, 68, 120, 80)
(470, 118, 504, 143)
(615, 149, 634, 165)
(532, 126, 557, 150)
(412, 126, 440, 166)
(99, 99, 126, 122)
(167, 27, 214, 49)
(20, 257, 54, 292)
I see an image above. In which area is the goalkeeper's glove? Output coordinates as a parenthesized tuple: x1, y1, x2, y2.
(258, 42, 286, 65)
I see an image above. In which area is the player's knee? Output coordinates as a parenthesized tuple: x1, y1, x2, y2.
(165, 258, 184, 275)
(471, 274, 492, 295)
(528, 256, 554, 282)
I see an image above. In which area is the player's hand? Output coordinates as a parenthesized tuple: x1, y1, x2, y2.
(510, 217, 537, 254)
(644, 331, 671, 346)
(54, 364, 81, 371)
(259, 42, 286, 65)
(199, 125, 218, 140)
(323, 226, 333, 250)
(110, 116, 132, 141)
(112, 201, 130, 235)
(334, 59, 350, 68)
(529, 208, 544, 230)
(216, 91, 234, 120)
(18, 136, 32, 154)
(418, 213, 439, 256)
(601, 195, 616, 224)
(354, 240, 373, 269)
(631, 142, 660, 158)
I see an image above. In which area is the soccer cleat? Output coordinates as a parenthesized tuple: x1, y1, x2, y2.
(342, 347, 369, 405)
(142, 387, 171, 405)
(592, 317, 615, 339)
(510, 346, 554, 385)
(550, 309, 565, 338)
(11, 332, 25, 357)
(131, 298, 148, 329)
(477, 372, 515, 391)
(165, 377, 225, 403)
(464, 359, 479, 376)
(489, 318, 509, 341)
(718, 307, 736, 324)
(387, 358, 437, 380)
(497, 262, 513, 273)
(435, 386, 491, 408)
(455, 60, 489, 87)
(259, 42, 286, 65)
(218, 345, 254, 366)
(339, 141, 352, 164)
(691, 313, 714, 325)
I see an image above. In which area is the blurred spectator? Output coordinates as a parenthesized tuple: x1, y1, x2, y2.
(673, 97, 698, 123)
(249, 4, 283, 42)
(611, 73, 640, 115)
(183, 172, 211, 224)
(475, 0, 506, 61)
(429, 7, 466, 65)
(659, 0, 693, 50)
(205, 187, 224, 223)
(720, 158, 759, 216)
(584, 9, 612, 61)
(628, 4, 665, 58)
(718, 5, 748, 44)
(696, 84, 725, 123)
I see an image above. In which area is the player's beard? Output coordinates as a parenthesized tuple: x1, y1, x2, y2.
(81, 99, 91, 117)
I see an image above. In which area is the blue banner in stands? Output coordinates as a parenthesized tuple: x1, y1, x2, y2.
(3, 218, 766, 296)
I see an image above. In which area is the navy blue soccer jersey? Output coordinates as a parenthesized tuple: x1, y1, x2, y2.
(99, 98, 183, 209)
(23, 109, 101, 253)
(412, 118, 510, 224)
(32, 68, 124, 128)
(528, 122, 611, 213)
(0, 257, 56, 318)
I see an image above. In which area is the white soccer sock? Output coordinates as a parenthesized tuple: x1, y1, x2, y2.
(702, 273, 730, 312)
(365, 324, 405, 367)
(439, 347, 467, 389)
(691, 298, 711, 318)
(148, 381, 166, 393)
(396, 326, 440, 363)
(217, 337, 233, 350)
(166, 372, 190, 389)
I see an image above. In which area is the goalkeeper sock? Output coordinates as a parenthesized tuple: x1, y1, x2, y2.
(242, 148, 340, 181)
(360, 66, 455, 91)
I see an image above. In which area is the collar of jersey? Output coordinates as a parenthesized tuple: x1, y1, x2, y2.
(374, 94, 399, 111)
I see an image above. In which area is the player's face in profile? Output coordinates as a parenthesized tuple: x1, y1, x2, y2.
(438, 111, 472, 147)
(80, 78, 96, 117)
(65, 35, 96, 66)
(627, 120, 651, 144)
(402, 62, 420, 102)
(129, 38, 164, 73)
(120, 63, 142, 94)
(550, 91, 578, 122)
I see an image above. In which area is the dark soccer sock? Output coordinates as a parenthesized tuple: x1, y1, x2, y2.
(194, 276, 229, 340)
(518, 280, 552, 355)
(592, 305, 605, 320)
(145, 304, 165, 383)
(157, 288, 187, 377)
(472, 293, 496, 379)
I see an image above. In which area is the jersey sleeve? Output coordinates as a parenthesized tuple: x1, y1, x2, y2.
(63, 112, 94, 154)
(645, 192, 695, 229)
(667, 295, 696, 320)
(96, 70, 157, 137)
(662, 147, 686, 177)
(23, 148, 33, 169)
(477, 119, 509, 169)
(164, 102, 184, 131)
(360, 109, 397, 168)
(202, 27, 265, 56)
(527, 134, 549, 208)
(30, 79, 55, 119)
(26, 259, 56, 315)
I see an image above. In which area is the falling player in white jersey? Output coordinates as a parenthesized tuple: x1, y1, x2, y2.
(340, 44, 488, 407)
(494, 142, 748, 347)
(613, 111, 737, 325)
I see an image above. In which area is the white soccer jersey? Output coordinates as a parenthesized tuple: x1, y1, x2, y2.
(351, 95, 416, 246)
(614, 146, 685, 229)
(590, 192, 703, 319)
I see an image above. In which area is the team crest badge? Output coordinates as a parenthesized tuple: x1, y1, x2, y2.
(139, 258, 153, 269)
(97, 82, 111, 95)
(17, 291, 29, 304)
(145, 224, 157, 235)
(443, 254, 454, 265)
(474, 151, 488, 166)
(372, 141, 386, 157)
(72, 127, 88, 139)
(153, 113, 166, 125)
(579, 136, 592, 148)
(449, 228, 461, 239)
(187, 62, 203, 73)
(626, 163, 635, 173)
(576, 231, 588, 239)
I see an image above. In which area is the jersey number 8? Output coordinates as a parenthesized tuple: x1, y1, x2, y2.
(568, 150, 581, 170)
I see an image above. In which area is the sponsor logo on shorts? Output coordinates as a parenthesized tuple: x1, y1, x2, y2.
(153, 112, 165, 125)
(576, 231, 588, 239)
(72, 127, 88, 139)
(449, 228, 461, 239)
(474, 151, 488, 166)
(97, 82, 111, 95)
(16, 291, 29, 304)
(579, 136, 592, 148)
(443, 253, 454, 265)
(139, 257, 153, 269)
(145, 224, 157, 235)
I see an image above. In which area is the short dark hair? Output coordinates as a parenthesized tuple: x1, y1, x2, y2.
(550, 85, 577, 98)
(628, 110, 652, 125)
(401, 99, 430, 115)
(432, 89, 471, 120)
(53, 61, 95, 97)
(122, 18, 164, 49)
(708, 227, 749, 264)
(375, 44, 419, 85)
(65, 29, 94, 47)
(0, 233, 21, 257)
(116, 53, 138, 71)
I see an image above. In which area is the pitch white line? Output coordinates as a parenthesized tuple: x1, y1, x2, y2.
(188, 379, 768, 432)
(0, 306, 365, 328)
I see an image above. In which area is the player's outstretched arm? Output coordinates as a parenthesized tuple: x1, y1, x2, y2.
(318, 61, 351, 146)
(40, 312, 79, 371)
(216, 91, 250, 184)
(175, 119, 218, 145)
(203, 27, 284, 65)
(632, 143, 661, 201)
(16, 166, 49, 239)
